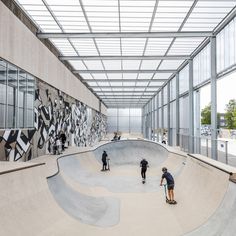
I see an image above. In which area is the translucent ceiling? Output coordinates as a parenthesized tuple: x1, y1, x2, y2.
(14, 0, 236, 108)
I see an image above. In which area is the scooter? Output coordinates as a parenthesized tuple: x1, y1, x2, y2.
(163, 184, 177, 204)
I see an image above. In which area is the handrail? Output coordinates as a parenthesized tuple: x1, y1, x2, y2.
(0, 162, 45, 176)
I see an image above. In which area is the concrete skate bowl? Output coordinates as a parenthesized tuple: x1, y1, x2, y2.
(1, 140, 236, 235)
(54, 140, 176, 193)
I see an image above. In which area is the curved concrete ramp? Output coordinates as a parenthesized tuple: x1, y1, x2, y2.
(93, 140, 168, 166)
(1, 140, 236, 236)
(48, 174, 120, 227)
(185, 181, 236, 236)
(57, 140, 174, 193)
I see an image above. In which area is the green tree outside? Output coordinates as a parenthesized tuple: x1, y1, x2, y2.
(225, 99, 236, 129)
(201, 103, 211, 125)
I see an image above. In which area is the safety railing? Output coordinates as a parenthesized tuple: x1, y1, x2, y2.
(179, 134, 233, 166)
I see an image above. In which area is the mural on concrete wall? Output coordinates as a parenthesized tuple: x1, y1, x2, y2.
(0, 81, 107, 161)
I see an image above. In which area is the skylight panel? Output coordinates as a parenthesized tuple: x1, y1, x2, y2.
(158, 1, 194, 7)
(168, 38, 205, 55)
(70, 39, 98, 56)
(123, 73, 138, 79)
(79, 73, 93, 80)
(137, 73, 153, 80)
(103, 60, 122, 70)
(46, 0, 79, 5)
(123, 82, 136, 86)
(153, 73, 172, 80)
(145, 38, 173, 56)
(16, 0, 42, 4)
(52, 11, 84, 17)
(159, 60, 184, 70)
(98, 82, 110, 86)
(149, 81, 163, 86)
(84, 0, 118, 7)
(134, 88, 146, 91)
(136, 81, 149, 86)
(122, 60, 141, 70)
(146, 88, 158, 92)
(121, 38, 146, 56)
(91, 74, 107, 80)
(68, 61, 87, 70)
(106, 73, 123, 79)
(50, 39, 77, 56)
(141, 60, 161, 70)
(87, 81, 98, 87)
(96, 39, 121, 56)
(110, 82, 123, 86)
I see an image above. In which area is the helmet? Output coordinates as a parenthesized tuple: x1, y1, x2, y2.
(162, 167, 167, 172)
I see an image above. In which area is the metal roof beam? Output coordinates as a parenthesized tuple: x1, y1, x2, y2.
(99, 95, 152, 97)
(37, 31, 212, 39)
(75, 70, 176, 73)
(96, 90, 157, 93)
(84, 79, 167, 82)
(90, 86, 160, 89)
(60, 55, 190, 60)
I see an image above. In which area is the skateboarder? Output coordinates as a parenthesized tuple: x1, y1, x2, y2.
(101, 150, 108, 171)
(140, 158, 149, 183)
(160, 167, 177, 204)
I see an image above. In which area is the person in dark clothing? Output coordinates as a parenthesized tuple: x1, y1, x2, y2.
(140, 158, 149, 183)
(160, 167, 176, 204)
(101, 150, 108, 171)
(60, 131, 67, 151)
(111, 132, 118, 141)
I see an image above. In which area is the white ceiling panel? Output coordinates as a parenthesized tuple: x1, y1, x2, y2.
(14, 0, 236, 108)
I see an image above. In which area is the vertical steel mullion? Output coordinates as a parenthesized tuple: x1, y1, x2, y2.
(161, 89, 164, 141)
(5, 63, 8, 129)
(176, 73, 180, 146)
(16, 69, 19, 128)
(210, 36, 218, 160)
(156, 93, 159, 142)
(167, 82, 171, 145)
(189, 59, 194, 153)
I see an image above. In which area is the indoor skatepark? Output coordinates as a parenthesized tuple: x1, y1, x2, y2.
(1, 139, 236, 236)
(1, 0, 236, 235)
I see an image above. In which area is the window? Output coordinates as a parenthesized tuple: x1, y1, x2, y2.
(0, 58, 35, 129)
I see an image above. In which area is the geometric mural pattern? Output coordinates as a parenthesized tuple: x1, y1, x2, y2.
(0, 81, 107, 161)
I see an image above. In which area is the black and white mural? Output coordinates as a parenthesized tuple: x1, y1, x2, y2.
(0, 80, 107, 161)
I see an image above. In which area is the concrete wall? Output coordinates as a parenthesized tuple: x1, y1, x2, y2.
(0, 1, 106, 115)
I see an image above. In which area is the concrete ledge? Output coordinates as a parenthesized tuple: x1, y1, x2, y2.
(188, 153, 236, 182)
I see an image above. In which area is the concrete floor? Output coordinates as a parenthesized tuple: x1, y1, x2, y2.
(0, 139, 236, 236)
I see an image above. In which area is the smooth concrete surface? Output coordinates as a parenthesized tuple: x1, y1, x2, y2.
(48, 173, 120, 227)
(0, 139, 236, 236)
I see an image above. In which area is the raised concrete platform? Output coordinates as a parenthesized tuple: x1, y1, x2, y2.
(0, 139, 236, 236)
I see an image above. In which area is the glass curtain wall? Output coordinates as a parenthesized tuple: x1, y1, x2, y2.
(0, 58, 35, 129)
(107, 108, 142, 134)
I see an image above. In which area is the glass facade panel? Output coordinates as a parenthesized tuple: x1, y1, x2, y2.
(193, 44, 211, 87)
(0, 58, 35, 129)
(0, 60, 7, 128)
(163, 105, 167, 128)
(19, 70, 27, 128)
(107, 108, 142, 133)
(179, 96, 189, 134)
(170, 76, 176, 101)
(26, 75, 35, 127)
(179, 65, 189, 95)
(7, 64, 18, 128)
(217, 17, 236, 73)
(163, 85, 168, 105)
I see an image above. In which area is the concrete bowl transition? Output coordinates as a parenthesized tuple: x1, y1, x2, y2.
(0, 139, 236, 236)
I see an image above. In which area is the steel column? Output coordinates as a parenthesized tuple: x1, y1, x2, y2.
(210, 36, 218, 160)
